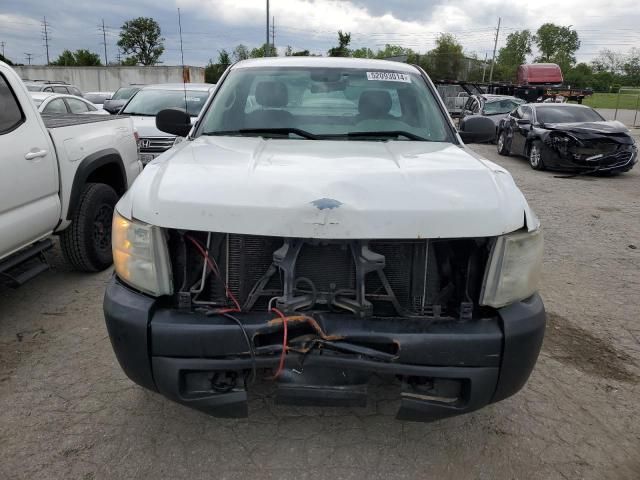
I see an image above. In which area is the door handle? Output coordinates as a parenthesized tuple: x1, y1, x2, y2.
(25, 149, 48, 160)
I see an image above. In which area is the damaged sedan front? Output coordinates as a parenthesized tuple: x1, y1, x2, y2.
(497, 103, 637, 173)
(104, 57, 546, 422)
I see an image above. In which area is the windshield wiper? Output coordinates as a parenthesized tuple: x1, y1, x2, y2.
(340, 131, 429, 141)
(205, 128, 318, 139)
(122, 112, 155, 116)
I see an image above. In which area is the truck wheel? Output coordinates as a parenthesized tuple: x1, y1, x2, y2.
(61, 183, 118, 272)
(497, 131, 509, 156)
(528, 141, 546, 171)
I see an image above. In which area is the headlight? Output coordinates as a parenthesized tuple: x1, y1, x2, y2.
(480, 229, 543, 308)
(112, 210, 173, 296)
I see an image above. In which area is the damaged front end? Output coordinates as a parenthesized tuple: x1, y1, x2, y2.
(104, 227, 545, 421)
(542, 127, 637, 172)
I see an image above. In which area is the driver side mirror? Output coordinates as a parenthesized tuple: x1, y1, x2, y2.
(156, 108, 192, 137)
(458, 115, 496, 143)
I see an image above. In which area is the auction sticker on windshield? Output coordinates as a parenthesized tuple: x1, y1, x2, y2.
(366, 72, 411, 83)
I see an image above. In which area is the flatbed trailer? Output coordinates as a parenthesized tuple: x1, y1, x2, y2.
(435, 80, 593, 118)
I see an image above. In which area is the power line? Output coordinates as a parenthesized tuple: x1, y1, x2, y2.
(41, 16, 50, 65)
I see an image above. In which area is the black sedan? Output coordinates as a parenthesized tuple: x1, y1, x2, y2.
(497, 103, 637, 174)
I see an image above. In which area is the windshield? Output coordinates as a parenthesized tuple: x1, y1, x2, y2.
(111, 87, 140, 101)
(122, 89, 209, 116)
(483, 98, 524, 115)
(85, 93, 110, 104)
(199, 67, 450, 141)
(536, 106, 604, 124)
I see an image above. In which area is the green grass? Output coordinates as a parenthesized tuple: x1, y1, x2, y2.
(583, 92, 640, 109)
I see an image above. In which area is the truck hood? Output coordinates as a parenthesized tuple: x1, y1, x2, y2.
(122, 136, 537, 239)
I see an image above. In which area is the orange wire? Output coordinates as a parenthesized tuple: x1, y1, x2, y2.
(270, 307, 288, 379)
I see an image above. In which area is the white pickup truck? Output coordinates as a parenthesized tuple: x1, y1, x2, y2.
(0, 61, 140, 285)
(105, 57, 546, 422)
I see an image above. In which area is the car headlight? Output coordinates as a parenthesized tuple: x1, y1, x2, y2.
(112, 210, 173, 296)
(480, 228, 543, 308)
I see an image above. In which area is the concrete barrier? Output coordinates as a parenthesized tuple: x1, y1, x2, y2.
(13, 66, 206, 92)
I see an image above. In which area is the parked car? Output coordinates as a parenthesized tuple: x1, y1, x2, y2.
(104, 57, 545, 422)
(0, 62, 141, 285)
(497, 103, 638, 173)
(30, 92, 109, 116)
(119, 83, 215, 164)
(102, 86, 142, 114)
(84, 91, 114, 110)
(23, 80, 83, 97)
(462, 94, 525, 140)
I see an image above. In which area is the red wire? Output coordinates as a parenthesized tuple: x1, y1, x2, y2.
(270, 307, 288, 379)
(185, 234, 242, 312)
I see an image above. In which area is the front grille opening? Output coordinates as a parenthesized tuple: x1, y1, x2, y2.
(168, 231, 492, 319)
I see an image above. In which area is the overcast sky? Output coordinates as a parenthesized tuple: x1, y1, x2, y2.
(1, 0, 638, 66)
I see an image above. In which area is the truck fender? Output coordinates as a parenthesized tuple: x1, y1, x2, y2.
(66, 148, 126, 221)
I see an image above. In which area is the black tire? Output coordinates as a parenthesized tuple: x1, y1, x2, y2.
(497, 131, 509, 156)
(61, 183, 118, 272)
(528, 141, 546, 170)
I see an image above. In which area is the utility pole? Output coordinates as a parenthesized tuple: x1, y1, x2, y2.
(488, 17, 500, 83)
(271, 16, 275, 55)
(25, 53, 33, 65)
(42, 17, 50, 65)
(265, 0, 270, 57)
(482, 52, 488, 82)
(100, 19, 108, 65)
(116, 50, 121, 64)
(0, 41, 5, 58)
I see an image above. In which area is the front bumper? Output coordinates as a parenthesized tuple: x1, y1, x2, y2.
(104, 277, 545, 422)
(541, 141, 637, 173)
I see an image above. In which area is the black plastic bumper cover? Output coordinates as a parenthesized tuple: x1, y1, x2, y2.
(104, 277, 546, 421)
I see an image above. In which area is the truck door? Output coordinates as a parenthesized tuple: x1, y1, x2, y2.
(0, 71, 60, 259)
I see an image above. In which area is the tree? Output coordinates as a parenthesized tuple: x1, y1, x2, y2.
(352, 47, 374, 58)
(534, 23, 580, 72)
(424, 33, 464, 80)
(250, 43, 277, 58)
(375, 44, 412, 60)
(218, 49, 231, 65)
(205, 50, 231, 84)
(0, 53, 14, 66)
(51, 49, 101, 66)
(117, 17, 164, 66)
(592, 49, 624, 74)
(564, 63, 593, 89)
(232, 44, 250, 62)
(495, 30, 532, 81)
(328, 31, 351, 57)
(120, 56, 138, 66)
(622, 48, 640, 86)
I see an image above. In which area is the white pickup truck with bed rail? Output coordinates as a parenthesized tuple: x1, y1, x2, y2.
(0, 61, 140, 285)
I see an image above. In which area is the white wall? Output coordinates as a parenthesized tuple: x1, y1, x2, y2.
(13, 66, 206, 92)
